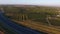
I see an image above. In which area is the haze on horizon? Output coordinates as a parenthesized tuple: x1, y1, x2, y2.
(0, 0, 60, 7)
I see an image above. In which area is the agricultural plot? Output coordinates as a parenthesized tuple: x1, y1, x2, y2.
(2, 6, 60, 27)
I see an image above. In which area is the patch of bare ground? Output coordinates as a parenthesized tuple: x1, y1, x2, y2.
(12, 20, 60, 34)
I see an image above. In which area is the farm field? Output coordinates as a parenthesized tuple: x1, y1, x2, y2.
(0, 5, 60, 34)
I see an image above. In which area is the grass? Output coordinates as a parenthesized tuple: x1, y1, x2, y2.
(2, 6, 60, 26)
(4, 13, 60, 26)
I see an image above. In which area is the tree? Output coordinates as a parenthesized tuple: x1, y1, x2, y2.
(19, 8, 28, 21)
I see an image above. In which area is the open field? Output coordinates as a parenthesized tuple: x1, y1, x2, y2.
(1, 5, 60, 34)
(5, 13, 60, 26)
(12, 20, 60, 34)
(3, 6, 60, 30)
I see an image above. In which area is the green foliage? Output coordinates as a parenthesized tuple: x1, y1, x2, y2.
(2, 6, 60, 26)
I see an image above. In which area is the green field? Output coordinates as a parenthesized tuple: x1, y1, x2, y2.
(1, 5, 60, 26)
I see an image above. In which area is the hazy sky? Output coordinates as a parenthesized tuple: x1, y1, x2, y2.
(0, 0, 60, 6)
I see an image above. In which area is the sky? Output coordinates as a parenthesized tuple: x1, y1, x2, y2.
(0, 0, 60, 6)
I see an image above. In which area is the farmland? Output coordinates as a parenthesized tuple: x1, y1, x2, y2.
(1, 5, 60, 26)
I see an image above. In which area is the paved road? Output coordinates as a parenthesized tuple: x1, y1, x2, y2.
(0, 12, 47, 34)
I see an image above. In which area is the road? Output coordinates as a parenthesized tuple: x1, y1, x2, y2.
(0, 12, 47, 34)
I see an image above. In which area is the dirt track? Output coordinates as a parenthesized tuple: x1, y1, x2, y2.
(12, 20, 60, 34)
